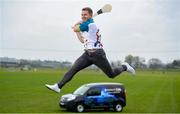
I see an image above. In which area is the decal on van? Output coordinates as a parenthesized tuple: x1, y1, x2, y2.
(105, 88, 122, 93)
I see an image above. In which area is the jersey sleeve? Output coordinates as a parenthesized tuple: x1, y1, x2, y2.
(88, 23, 97, 33)
(79, 21, 89, 32)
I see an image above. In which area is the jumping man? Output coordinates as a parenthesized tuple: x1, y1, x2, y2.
(45, 7, 135, 93)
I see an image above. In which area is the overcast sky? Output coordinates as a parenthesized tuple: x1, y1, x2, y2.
(1, 0, 180, 63)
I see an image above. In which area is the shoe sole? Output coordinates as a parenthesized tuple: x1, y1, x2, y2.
(45, 85, 60, 93)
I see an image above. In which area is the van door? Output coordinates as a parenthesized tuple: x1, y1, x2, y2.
(84, 87, 103, 107)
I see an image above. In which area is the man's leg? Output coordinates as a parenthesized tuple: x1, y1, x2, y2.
(91, 49, 133, 78)
(57, 52, 92, 89)
(45, 52, 92, 93)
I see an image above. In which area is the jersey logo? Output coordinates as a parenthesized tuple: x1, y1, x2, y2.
(94, 29, 103, 47)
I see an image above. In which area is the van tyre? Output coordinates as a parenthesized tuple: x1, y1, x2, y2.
(114, 103, 123, 112)
(76, 103, 85, 113)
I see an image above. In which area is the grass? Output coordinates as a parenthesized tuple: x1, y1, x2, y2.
(0, 68, 180, 113)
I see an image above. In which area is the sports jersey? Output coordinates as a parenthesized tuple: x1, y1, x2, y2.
(79, 18, 103, 49)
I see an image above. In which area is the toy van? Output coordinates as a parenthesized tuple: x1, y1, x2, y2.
(59, 83, 126, 112)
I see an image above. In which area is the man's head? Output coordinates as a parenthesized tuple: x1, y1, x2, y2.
(81, 7, 93, 22)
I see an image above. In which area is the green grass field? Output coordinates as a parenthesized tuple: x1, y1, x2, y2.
(0, 68, 180, 113)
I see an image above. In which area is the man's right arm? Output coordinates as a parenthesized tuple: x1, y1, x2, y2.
(72, 23, 84, 43)
(72, 20, 83, 32)
(75, 32, 84, 43)
(72, 20, 88, 43)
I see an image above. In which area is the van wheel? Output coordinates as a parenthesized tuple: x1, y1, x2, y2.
(76, 104, 85, 113)
(114, 103, 123, 112)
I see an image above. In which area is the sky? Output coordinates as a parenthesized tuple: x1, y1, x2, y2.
(1, 0, 180, 63)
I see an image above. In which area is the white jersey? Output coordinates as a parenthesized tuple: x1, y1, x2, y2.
(79, 18, 103, 49)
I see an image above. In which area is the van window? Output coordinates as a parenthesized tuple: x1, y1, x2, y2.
(73, 86, 90, 95)
(87, 87, 101, 96)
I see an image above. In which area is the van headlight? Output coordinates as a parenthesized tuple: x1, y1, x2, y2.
(67, 95, 76, 101)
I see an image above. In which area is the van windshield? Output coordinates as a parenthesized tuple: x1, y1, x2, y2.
(73, 85, 90, 95)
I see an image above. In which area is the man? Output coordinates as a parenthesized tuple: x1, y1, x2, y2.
(45, 7, 135, 93)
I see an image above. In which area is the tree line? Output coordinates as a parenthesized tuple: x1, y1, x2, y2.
(1, 56, 180, 70)
(123, 55, 180, 69)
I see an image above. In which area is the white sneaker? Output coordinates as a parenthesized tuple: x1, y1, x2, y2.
(122, 62, 136, 75)
(45, 83, 60, 93)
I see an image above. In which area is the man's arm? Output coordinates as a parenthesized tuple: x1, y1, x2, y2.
(72, 25, 81, 32)
(72, 20, 83, 32)
(75, 32, 84, 43)
(72, 20, 85, 43)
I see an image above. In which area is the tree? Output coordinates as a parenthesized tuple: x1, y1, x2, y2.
(172, 60, 180, 66)
(167, 60, 180, 69)
(133, 56, 146, 69)
(125, 55, 134, 66)
(125, 55, 146, 69)
(148, 58, 163, 69)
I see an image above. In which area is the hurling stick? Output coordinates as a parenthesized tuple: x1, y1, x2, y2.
(93, 4, 112, 17)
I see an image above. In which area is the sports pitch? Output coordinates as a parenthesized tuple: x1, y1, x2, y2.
(0, 68, 180, 113)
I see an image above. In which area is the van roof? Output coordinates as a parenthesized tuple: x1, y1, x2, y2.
(83, 82, 123, 87)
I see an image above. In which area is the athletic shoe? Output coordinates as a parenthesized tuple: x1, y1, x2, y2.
(122, 62, 136, 75)
(45, 83, 60, 93)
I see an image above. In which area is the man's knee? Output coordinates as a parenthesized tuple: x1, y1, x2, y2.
(106, 73, 116, 79)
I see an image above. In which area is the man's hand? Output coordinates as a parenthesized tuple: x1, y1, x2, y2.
(72, 20, 83, 32)
(72, 20, 85, 43)
(72, 25, 80, 32)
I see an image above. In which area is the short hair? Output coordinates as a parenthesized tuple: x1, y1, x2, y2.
(82, 7, 93, 16)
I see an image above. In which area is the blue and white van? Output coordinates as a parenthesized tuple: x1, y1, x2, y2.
(59, 83, 126, 112)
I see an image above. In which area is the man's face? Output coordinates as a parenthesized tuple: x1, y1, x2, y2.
(81, 10, 92, 22)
